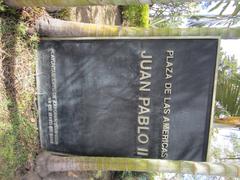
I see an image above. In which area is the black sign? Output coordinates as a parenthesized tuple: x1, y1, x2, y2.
(37, 38, 218, 161)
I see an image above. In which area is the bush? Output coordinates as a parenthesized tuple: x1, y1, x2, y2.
(122, 5, 149, 28)
(49, 8, 72, 21)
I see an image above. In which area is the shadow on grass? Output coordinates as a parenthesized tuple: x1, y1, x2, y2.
(0, 8, 38, 179)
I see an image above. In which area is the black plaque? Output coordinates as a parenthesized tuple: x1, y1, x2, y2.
(37, 38, 218, 161)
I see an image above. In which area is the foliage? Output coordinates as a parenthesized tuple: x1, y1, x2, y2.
(208, 128, 240, 163)
(188, 14, 240, 27)
(112, 171, 155, 180)
(149, 1, 240, 28)
(0, 0, 20, 17)
(150, 1, 196, 28)
(122, 5, 149, 28)
(188, 1, 240, 27)
(216, 50, 240, 117)
(0, 111, 37, 178)
(0, 0, 5, 12)
(0, 5, 39, 179)
(207, 0, 240, 16)
(49, 8, 72, 21)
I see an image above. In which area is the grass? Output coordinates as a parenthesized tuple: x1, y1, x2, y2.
(0, 3, 75, 179)
(50, 8, 73, 21)
(121, 5, 149, 28)
(0, 3, 42, 179)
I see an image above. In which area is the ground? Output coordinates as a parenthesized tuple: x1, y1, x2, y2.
(0, 9, 40, 179)
(0, 5, 121, 179)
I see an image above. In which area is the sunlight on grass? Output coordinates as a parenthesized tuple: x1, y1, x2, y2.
(0, 7, 39, 179)
(122, 5, 149, 28)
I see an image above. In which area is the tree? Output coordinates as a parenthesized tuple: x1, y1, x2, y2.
(36, 16, 240, 39)
(149, 1, 195, 28)
(188, 0, 240, 27)
(35, 151, 240, 178)
(214, 50, 240, 128)
(188, 14, 240, 27)
(216, 50, 239, 115)
(148, 1, 240, 29)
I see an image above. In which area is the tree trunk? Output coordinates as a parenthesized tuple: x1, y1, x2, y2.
(36, 17, 240, 39)
(36, 151, 240, 178)
(6, 0, 198, 7)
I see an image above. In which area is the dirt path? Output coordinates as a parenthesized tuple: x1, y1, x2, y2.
(71, 6, 121, 25)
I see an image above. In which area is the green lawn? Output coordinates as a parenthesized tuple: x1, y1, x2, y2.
(0, 4, 40, 179)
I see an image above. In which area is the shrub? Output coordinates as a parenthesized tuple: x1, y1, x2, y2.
(122, 5, 149, 28)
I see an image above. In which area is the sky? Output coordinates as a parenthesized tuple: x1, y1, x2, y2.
(221, 40, 240, 67)
(178, 2, 240, 66)
(203, 1, 240, 66)
(198, 1, 240, 66)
